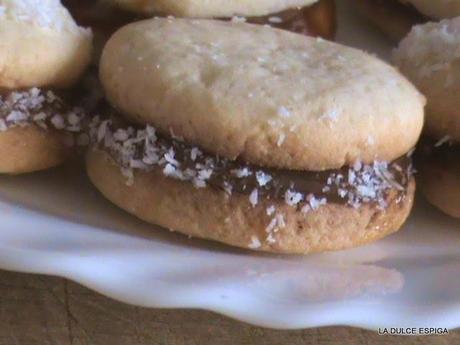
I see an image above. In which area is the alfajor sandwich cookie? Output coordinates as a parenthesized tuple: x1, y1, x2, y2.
(0, 0, 93, 174)
(87, 18, 425, 254)
(393, 18, 460, 218)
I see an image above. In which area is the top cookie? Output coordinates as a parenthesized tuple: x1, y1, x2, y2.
(400, 0, 460, 19)
(100, 18, 425, 171)
(393, 17, 460, 142)
(112, 0, 317, 17)
(0, 0, 93, 89)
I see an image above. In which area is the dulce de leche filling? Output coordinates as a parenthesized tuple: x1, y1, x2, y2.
(91, 120, 414, 212)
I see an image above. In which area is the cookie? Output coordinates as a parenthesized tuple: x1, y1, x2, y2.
(355, 0, 460, 42)
(400, 0, 460, 19)
(0, 126, 67, 174)
(355, 0, 425, 42)
(112, 0, 318, 17)
(0, 1, 94, 174)
(417, 140, 460, 219)
(106, 0, 337, 39)
(89, 18, 424, 253)
(100, 18, 424, 171)
(394, 19, 460, 218)
(393, 18, 460, 142)
(0, 0, 93, 89)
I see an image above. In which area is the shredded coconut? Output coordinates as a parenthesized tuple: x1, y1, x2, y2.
(249, 188, 259, 207)
(277, 106, 291, 118)
(232, 167, 251, 178)
(434, 135, 451, 147)
(0, 88, 87, 142)
(284, 190, 303, 206)
(266, 205, 276, 216)
(91, 121, 412, 219)
(248, 235, 261, 249)
(277, 133, 286, 147)
(256, 171, 272, 186)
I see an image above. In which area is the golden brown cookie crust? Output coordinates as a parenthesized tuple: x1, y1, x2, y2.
(100, 18, 425, 171)
(86, 148, 416, 254)
(0, 126, 68, 174)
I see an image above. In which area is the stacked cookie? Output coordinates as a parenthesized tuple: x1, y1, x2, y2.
(0, 0, 93, 173)
(393, 18, 460, 219)
(355, 0, 460, 41)
(107, 0, 337, 39)
(86, 18, 425, 253)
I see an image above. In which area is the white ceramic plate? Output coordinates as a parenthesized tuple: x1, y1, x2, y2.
(0, 1, 459, 330)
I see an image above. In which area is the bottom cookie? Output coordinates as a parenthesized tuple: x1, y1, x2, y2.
(86, 148, 416, 254)
(418, 141, 460, 219)
(0, 88, 90, 174)
(0, 126, 68, 174)
(355, 0, 426, 42)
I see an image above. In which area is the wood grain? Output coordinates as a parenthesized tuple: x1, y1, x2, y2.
(0, 270, 457, 345)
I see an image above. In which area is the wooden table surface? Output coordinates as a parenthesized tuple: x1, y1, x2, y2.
(0, 270, 458, 345)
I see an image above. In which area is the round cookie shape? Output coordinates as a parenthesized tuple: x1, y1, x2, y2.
(86, 148, 416, 254)
(100, 18, 425, 171)
(400, 0, 460, 19)
(0, 0, 93, 89)
(393, 17, 460, 142)
(112, 0, 317, 17)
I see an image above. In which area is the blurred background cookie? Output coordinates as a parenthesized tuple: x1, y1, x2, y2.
(393, 18, 460, 218)
(107, 0, 337, 39)
(354, 0, 460, 42)
(354, 0, 425, 42)
(400, 0, 460, 19)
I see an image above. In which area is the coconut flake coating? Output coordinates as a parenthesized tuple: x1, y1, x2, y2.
(89, 119, 414, 212)
(0, 88, 90, 146)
